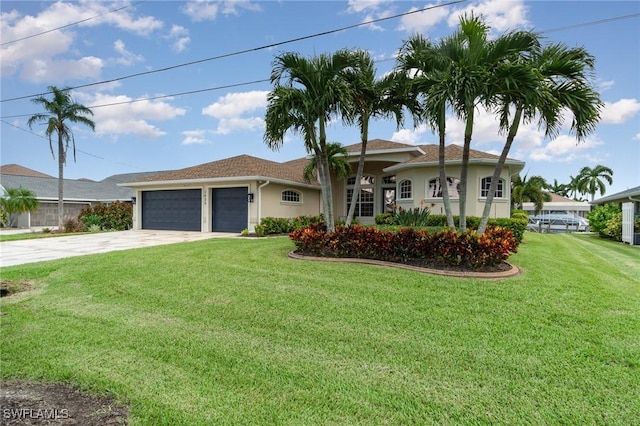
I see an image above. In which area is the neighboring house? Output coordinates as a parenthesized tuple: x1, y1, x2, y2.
(0, 164, 167, 228)
(592, 185, 640, 213)
(122, 139, 525, 233)
(523, 193, 591, 218)
(592, 185, 640, 245)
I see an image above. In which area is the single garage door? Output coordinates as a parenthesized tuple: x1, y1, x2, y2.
(212, 187, 248, 232)
(142, 189, 201, 231)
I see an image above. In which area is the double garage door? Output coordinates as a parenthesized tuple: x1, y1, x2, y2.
(141, 188, 247, 232)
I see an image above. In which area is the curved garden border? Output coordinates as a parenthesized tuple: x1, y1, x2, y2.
(288, 251, 521, 279)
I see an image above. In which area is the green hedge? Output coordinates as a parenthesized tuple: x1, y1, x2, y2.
(290, 225, 520, 269)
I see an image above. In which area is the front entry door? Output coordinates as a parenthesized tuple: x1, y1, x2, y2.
(383, 188, 395, 213)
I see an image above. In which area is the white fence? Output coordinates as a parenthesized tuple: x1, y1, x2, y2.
(622, 202, 635, 245)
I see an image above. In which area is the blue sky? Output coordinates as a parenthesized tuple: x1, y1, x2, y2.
(1, 0, 639, 197)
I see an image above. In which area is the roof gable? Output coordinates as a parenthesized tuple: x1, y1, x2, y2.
(0, 164, 54, 178)
(130, 154, 310, 185)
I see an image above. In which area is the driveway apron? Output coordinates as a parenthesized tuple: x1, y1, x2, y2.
(0, 230, 237, 267)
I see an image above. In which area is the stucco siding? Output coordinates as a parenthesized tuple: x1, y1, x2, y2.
(259, 183, 320, 220)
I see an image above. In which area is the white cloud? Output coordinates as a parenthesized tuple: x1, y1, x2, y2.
(347, 0, 391, 14)
(20, 56, 104, 83)
(215, 117, 264, 135)
(183, 0, 261, 21)
(447, 0, 531, 32)
(182, 129, 212, 145)
(346, 0, 396, 31)
(529, 135, 603, 162)
(202, 90, 268, 118)
(600, 99, 640, 124)
(598, 79, 615, 92)
(202, 90, 268, 135)
(113, 40, 144, 66)
(391, 124, 430, 144)
(634, 133, 640, 141)
(166, 25, 191, 52)
(76, 92, 186, 139)
(398, 5, 449, 33)
(0, 1, 162, 81)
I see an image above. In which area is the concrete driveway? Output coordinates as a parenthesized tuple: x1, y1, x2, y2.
(0, 230, 238, 267)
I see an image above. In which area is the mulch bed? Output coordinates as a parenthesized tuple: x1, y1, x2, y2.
(289, 251, 520, 279)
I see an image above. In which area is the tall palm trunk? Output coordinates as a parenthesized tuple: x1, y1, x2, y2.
(458, 107, 474, 231)
(318, 119, 335, 232)
(57, 131, 65, 228)
(478, 107, 523, 233)
(345, 119, 369, 227)
(438, 115, 455, 228)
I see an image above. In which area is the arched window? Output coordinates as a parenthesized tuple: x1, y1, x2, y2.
(281, 189, 302, 204)
(480, 177, 504, 198)
(398, 179, 412, 200)
(427, 177, 461, 198)
(346, 175, 375, 217)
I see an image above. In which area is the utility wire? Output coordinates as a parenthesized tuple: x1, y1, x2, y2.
(0, 79, 271, 119)
(540, 12, 640, 34)
(0, 9, 640, 120)
(1, 11, 638, 120)
(0, 119, 144, 170)
(0, 2, 143, 46)
(0, 0, 466, 103)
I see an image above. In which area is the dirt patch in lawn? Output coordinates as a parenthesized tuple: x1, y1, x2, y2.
(0, 382, 128, 425)
(0, 280, 34, 298)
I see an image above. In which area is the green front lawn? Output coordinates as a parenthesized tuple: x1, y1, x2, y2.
(0, 231, 89, 242)
(1, 233, 638, 425)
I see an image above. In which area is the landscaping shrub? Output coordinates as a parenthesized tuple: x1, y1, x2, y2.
(587, 204, 621, 235)
(511, 210, 529, 221)
(375, 212, 393, 225)
(393, 205, 431, 227)
(62, 217, 84, 233)
(81, 214, 104, 230)
(601, 212, 623, 241)
(258, 215, 326, 235)
(79, 202, 132, 231)
(290, 225, 519, 269)
(413, 214, 527, 243)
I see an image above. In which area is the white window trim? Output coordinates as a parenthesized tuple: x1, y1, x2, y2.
(479, 177, 505, 199)
(281, 189, 302, 205)
(398, 178, 413, 200)
(425, 177, 461, 199)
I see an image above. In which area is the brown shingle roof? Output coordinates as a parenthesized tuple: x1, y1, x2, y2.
(408, 144, 503, 163)
(0, 164, 54, 178)
(132, 155, 312, 185)
(344, 139, 418, 152)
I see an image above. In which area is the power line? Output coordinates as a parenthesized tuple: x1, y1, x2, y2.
(540, 12, 640, 34)
(0, 0, 466, 103)
(0, 79, 271, 119)
(1, 9, 637, 120)
(0, 2, 143, 46)
(0, 119, 144, 171)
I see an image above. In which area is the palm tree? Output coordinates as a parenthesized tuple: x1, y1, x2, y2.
(477, 43, 602, 233)
(342, 50, 404, 227)
(395, 34, 456, 228)
(264, 50, 357, 232)
(27, 86, 95, 228)
(511, 174, 551, 214)
(0, 188, 40, 227)
(303, 142, 351, 183)
(575, 165, 614, 202)
(439, 15, 538, 231)
(545, 179, 570, 197)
